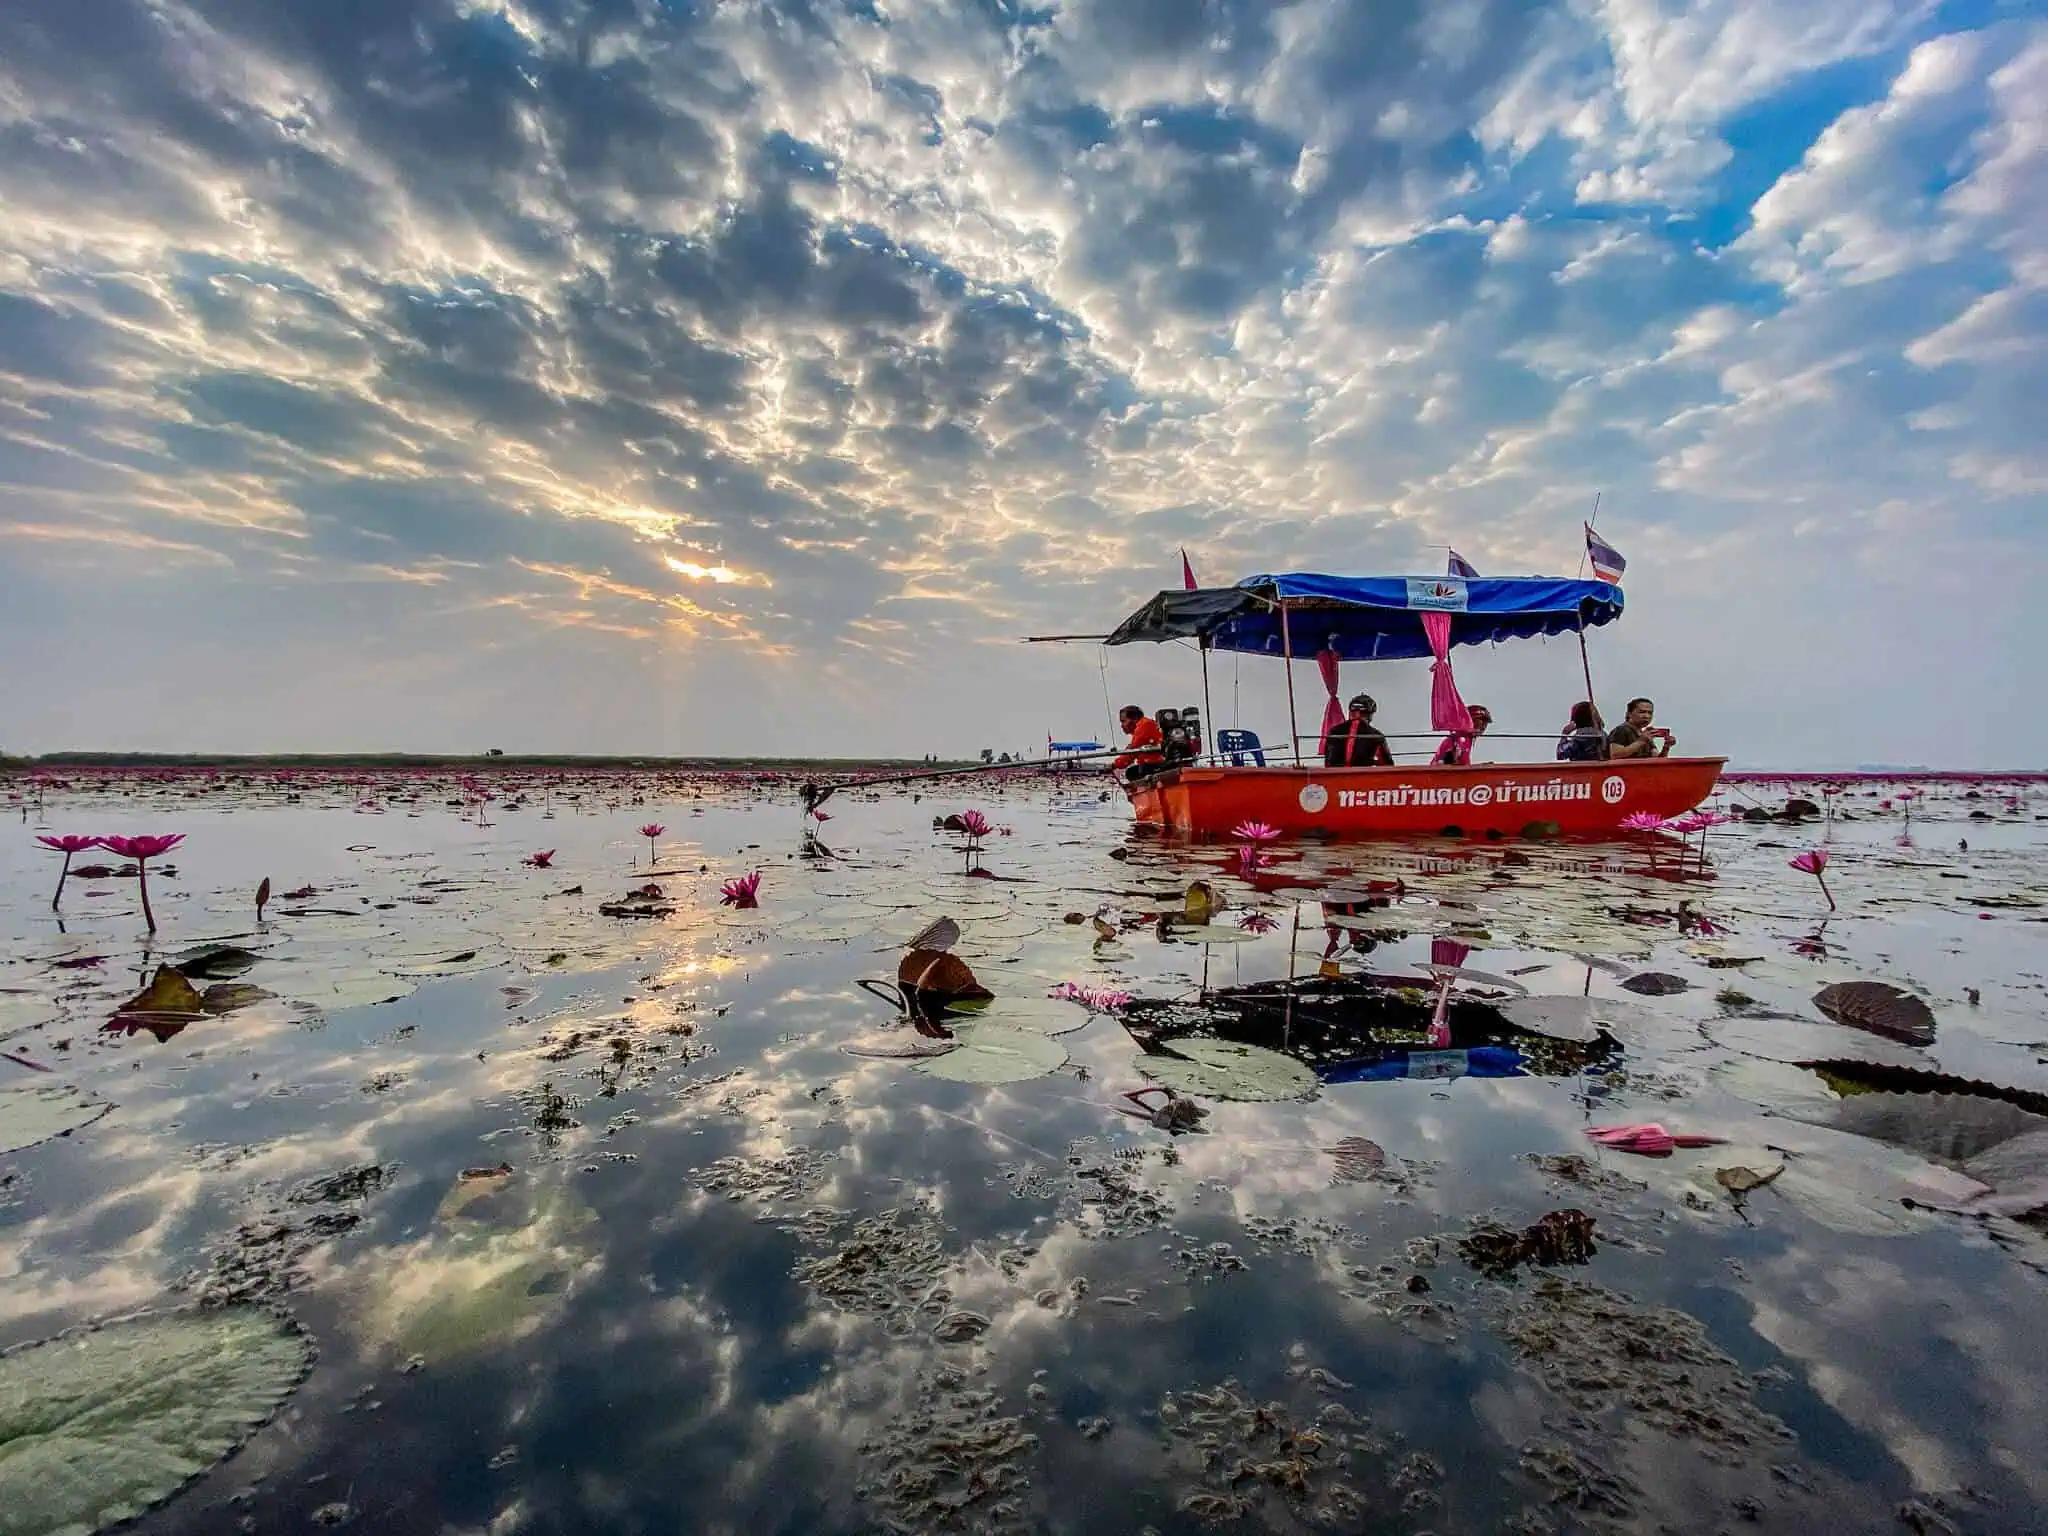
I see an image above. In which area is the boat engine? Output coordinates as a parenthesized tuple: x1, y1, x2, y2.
(1157, 705, 1203, 765)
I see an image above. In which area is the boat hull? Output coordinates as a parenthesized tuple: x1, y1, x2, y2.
(1126, 757, 1727, 839)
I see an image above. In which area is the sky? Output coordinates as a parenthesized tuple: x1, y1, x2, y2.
(0, 0, 2043, 768)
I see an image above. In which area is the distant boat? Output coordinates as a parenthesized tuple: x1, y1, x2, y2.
(1076, 571, 1724, 839)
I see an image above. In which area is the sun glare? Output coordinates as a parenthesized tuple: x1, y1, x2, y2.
(665, 557, 740, 583)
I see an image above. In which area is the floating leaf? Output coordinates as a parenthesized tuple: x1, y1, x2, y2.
(907, 916, 961, 953)
(1702, 1015, 1925, 1068)
(169, 945, 261, 981)
(1824, 1092, 2047, 1166)
(1812, 981, 1937, 1046)
(116, 967, 203, 1017)
(1498, 994, 1658, 1044)
(1620, 971, 1691, 996)
(0, 1307, 310, 1536)
(199, 983, 275, 1015)
(897, 949, 991, 1006)
(1183, 882, 1220, 923)
(1713, 1156, 1786, 1194)
(1420, 963, 1531, 996)
(913, 1024, 1067, 1084)
(0, 1082, 113, 1157)
(1138, 1039, 1317, 1103)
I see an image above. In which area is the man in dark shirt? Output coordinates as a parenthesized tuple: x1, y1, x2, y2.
(1326, 694, 1395, 767)
(1608, 697, 1675, 759)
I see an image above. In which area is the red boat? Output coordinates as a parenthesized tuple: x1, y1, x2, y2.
(1127, 756, 1727, 838)
(1077, 569, 1725, 840)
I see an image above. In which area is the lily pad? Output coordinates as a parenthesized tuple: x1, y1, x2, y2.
(0, 1307, 311, 1536)
(913, 1024, 1068, 1084)
(0, 1082, 113, 1157)
(115, 968, 202, 1018)
(1498, 994, 1659, 1044)
(1137, 1039, 1318, 1103)
(1620, 971, 1691, 996)
(1702, 1016, 1925, 1068)
(1812, 981, 1937, 1046)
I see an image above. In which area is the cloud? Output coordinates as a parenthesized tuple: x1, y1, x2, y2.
(0, 0, 2038, 763)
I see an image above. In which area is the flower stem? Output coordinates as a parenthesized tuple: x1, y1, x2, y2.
(1817, 870, 1836, 911)
(51, 850, 71, 912)
(137, 859, 157, 932)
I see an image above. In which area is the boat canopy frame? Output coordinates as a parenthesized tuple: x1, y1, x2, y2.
(1102, 573, 1624, 663)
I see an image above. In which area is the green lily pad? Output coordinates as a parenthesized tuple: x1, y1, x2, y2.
(1138, 1039, 1318, 1103)
(0, 1083, 113, 1157)
(913, 1024, 1068, 1084)
(0, 1307, 311, 1536)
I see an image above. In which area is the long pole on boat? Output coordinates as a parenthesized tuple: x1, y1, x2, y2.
(1198, 637, 1215, 764)
(1279, 600, 1303, 767)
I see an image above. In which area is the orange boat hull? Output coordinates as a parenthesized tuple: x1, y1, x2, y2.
(1126, 757, 1727, 839)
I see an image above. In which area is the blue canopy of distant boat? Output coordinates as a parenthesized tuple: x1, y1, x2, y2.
(1048, 740, 1103, 753)
(1103, 572, 1624, 662)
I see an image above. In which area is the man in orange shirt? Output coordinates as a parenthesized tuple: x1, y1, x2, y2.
(1113, 705, 1166, 777)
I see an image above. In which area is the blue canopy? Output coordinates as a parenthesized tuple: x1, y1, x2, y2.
(1103, 572, 1623, 662)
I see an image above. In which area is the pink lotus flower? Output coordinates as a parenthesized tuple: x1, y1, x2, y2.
(97, 834, 186, 932)
(1664, 812, 1711, 834)
(1230, 820, 1282, 842)
(720, 870, 762, 908)
(957, 809, 992, 840)
(524, 850, 556, 868)
(1789, 848, 1835, 910)
(1586, 1123, 1728, 1157)
(1620, 811, 1668, 832)
(1049, 981, 1133, 1011)
(1237, 911, 1278, 933)
(638, 823, 666, 863)
(808, 808, 832, 823)
(36, 834, 100, 911)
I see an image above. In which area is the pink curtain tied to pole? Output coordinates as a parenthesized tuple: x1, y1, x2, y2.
(1315, 644, 1344, 753)
(1422, 611, 1473, 735)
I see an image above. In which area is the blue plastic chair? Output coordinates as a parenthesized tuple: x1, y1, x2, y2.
(1216, 728, 1265, 767)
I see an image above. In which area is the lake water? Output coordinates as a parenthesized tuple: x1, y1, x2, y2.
(2, 769, 2045, 1535)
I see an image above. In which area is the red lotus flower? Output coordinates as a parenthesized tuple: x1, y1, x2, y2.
(720, 871, 762, 908)
(36, 834, 100, 912)
(97, 833, 185, 932)
(956, 810, 992, 840)
(1620, 811, 1668, 832)
(638, 824, 665, 864)
(1789, 848, 1835, 910)
(524, 850, 556, 868)
(1229, 820, 1281, 841)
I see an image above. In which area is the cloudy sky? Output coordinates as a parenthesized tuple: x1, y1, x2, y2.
(1, 0, 2041, 767)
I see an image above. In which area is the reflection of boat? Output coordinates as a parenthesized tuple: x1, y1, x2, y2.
(1088, 573, 1726, 838)
(1122, 975, 1622, 1086)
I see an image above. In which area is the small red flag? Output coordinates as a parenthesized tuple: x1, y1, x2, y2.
(1181, 549, 1198, 590)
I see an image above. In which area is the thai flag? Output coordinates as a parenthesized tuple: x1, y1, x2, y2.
(1585, 524, 1626, 584)
(1446, 549, 1478, 579)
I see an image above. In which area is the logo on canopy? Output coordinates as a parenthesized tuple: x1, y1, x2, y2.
(1404, 577, 1468, 612)
(1299, 782, 1329, 813)
(1601, 775, 1626, 804)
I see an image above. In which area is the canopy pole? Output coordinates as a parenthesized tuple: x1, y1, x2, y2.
(1578, 630, 1598, 722)
(1199, 637, 1215, 765)
(1279, 600, 1303, 767)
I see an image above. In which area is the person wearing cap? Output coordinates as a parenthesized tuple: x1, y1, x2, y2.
(1433, 704, 1492, 766)
(1325, 694, 1395, 767)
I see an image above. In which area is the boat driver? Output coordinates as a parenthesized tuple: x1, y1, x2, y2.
(1607, 697, 1676, 759)
(1326, 694, 1395, 768)
(1113, 705, 1167, 779)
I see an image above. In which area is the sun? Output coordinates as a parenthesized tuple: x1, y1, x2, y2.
(664, 557, 740, 583)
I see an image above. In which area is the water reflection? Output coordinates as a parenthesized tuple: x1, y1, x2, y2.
(0, 771, 2042, 1533)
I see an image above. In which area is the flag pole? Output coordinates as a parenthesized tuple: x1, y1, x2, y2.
(1199, 636, 1215, 764)
(1578, 492, 1602, 718)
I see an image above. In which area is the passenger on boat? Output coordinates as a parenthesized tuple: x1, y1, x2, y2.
(1326, 694, 1396, 767)
(1556, 701, 1609, 762)
(1113, 705, 1167, 778)
(1606, 697, 1676, 759)
(1433, 705, 1492, 766)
